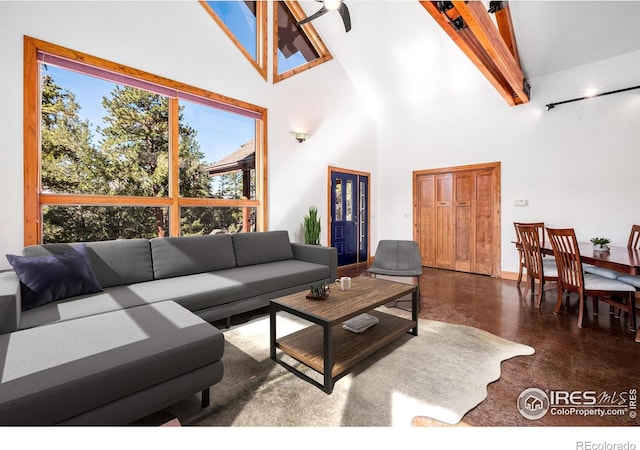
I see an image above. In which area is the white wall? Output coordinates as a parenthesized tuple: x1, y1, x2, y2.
(0, 1, 376, 268)
(376, 49, 640, 274)
(305, 0, 640, 275)
(2, 1, 638, 275)
(268, 64, 377, 245)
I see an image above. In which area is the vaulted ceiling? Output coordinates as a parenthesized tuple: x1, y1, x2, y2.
(298, 1, 640, 113)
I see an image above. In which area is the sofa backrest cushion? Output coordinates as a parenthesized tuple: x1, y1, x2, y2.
(23, 239, 154, 289)
(7, 244, 103, 311)
(232, 231, 293, 267)
(150, 234, 236, 279)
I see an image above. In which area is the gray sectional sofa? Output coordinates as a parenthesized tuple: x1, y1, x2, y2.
(0, 230, 337, 425)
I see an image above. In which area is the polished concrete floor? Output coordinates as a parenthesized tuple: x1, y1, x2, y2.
(412, 267, 639, 426)
(214, 266, 638, 427)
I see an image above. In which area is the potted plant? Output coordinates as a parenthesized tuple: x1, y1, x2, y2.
(302, 206, 321, 245)
(590, 237, 611, 252)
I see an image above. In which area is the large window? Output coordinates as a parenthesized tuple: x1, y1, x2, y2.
(273, 1, 333, 83)
(201, 1, 332, 84)
(24, 36, 267, 245)
(201, 1, 268, 80)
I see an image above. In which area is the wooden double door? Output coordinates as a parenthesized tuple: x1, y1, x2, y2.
(413, 162, 500, 276)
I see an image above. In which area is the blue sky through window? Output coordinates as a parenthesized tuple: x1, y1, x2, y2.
(278, 49, 308, 73)
(43, 65, 255, 165)
(207, 1, 257, 60)
(180, 100, 255, 165)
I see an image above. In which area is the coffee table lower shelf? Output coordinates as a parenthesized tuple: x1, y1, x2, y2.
(274, 310, 416, 393)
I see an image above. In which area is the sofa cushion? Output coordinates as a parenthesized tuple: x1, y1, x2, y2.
(7, 244, 102, 311)
(232, 230, 293, 267)
(18, 284, 167, 330)
(0, 301, 224, 425)
(19, 259, 331, 329)
(144, 259, 331, 312)
(150, 234, 236, 279)
(23, 239, 154, 289)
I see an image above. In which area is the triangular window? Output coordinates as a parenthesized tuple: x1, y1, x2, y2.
(274, 1, 333, 83)
(201, 1, 268, 80)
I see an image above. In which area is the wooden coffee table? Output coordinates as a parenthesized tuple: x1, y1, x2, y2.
(269, 276, 418, 394)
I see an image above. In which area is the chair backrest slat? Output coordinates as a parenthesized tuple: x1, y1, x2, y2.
(516, 224, 544, 279)
(546, 227, 584, 292)
(514, 222, 546, 247)
(628, 224, 640, 250)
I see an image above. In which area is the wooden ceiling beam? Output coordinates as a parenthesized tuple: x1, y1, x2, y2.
(454, 1, 529, 104)
(494, 1, 520, 67)
(419, 1, 529, 106)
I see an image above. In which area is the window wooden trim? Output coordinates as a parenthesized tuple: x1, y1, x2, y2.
(200, 1, 268, 81)
(23, 36, 268, 245)
(273, 0, 333, 84)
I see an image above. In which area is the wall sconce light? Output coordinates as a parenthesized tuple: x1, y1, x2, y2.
(545, 84, 640, 111)
(290, 131, 309, 143)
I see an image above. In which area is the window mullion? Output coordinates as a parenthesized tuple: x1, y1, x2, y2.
(169, 97, 181, 236)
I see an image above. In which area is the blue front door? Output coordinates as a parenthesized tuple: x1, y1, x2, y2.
(330, 170, 368, 267)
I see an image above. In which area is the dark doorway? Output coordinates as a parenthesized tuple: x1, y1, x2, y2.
(329, 167, 370, 269)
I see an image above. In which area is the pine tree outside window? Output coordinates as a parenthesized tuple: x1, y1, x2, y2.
(24, 36, 267, 245)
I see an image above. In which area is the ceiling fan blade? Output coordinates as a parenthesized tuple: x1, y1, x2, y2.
(338, 3, 351, 32)
(298, 6, 329, 26)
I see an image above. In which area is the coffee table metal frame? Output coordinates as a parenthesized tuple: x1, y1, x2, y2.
(269, 277, 418, 394)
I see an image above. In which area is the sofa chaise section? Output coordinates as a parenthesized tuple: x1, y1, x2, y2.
(0, 301, 223, 425)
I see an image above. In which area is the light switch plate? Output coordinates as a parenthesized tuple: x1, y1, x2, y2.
(514, 199, 528, 206)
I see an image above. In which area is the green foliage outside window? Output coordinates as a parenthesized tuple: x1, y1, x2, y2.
(40, 71, 252, 242)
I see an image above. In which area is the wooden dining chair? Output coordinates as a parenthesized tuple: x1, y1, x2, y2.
(513, 222, 526, 286)
(516, 223, 558, 308)
(546, 227, 636, 330)
(615, 224, 640, 318)
(513, 222, 547, 287)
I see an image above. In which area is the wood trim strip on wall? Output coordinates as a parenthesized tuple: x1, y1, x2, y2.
(257, 110, 268, 231)
(23, 36, 40, 245)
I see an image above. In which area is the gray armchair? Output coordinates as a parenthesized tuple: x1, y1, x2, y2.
(367, 240, 423, 311)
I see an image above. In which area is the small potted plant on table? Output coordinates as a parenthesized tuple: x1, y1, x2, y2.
(590, 237, 611, 252)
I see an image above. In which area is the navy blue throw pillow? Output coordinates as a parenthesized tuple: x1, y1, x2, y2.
(6, 244, 103, 311)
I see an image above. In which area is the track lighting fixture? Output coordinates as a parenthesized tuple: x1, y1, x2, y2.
(545, 85, 640, 111)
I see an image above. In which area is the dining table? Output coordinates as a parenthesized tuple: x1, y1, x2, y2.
(540, 242, 640, 276)
(540, 242, 640, 343)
